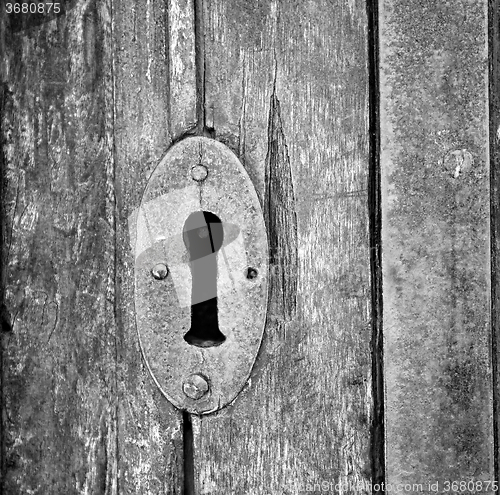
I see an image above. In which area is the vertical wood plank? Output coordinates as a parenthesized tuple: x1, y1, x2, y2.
(197, 1, 373, 492)
(380, 0, 494, 486)
(490, 0, 500, 481)
(113, 0, 189, 491)
(1, 3, 119, 492)
(168, 0, 197, 138)
(1, 0, 190, 491)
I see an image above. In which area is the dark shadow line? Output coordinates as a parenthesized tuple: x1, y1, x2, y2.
(367, 0, 385, 489)
(194, 0, 206, 136)
(183, 411, 195, 495)
(0, 81, 7, 495)
(193, 0, 214, 138)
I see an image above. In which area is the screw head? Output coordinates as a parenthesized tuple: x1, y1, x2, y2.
(443, 149, 473, 178)
(183, 374, 209, 400)
(151, 263, 169, 280)
(245, 267, 258, 280)
(191, 164, 208, 182)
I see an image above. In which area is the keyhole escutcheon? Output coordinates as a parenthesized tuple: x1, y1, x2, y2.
(132, 136, 269, 414)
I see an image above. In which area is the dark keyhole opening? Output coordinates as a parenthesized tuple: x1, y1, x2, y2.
(182, 211, 226, 348)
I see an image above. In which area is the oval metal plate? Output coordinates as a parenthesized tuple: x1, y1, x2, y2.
(129, 137, 268, 414)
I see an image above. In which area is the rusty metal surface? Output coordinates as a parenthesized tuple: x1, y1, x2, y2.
(380, 0, 493, 485)
(129, 137, 268, 414)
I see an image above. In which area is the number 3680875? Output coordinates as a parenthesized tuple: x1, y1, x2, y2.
(5, 3, 61, 14)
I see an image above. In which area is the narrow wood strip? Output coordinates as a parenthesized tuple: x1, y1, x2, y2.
(489, 0, 500, 481)
(112, 0, 184, 491)
(380, 0, 493, 485)
(0, 79, 9, 495)
(168, 0, 197, 138)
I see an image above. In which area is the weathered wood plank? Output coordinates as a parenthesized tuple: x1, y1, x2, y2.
(1, 0, 190, 491)
(380, 0, 494, 486)
(168, 0, 197, 139)
(197, 1, 373, 492)
(113, 0, 188, 492)
(490, 0, 500, 480)
(1, 3, 118, 492)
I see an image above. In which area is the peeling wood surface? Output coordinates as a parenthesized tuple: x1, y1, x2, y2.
(196, 1, 373, 492)
(380, 0, 494, 486)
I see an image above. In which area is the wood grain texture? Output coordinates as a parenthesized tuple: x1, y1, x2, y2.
(1, 2, 118, 492)
(197, 1, 373, 492)
(1, 0, 190, 492)
(168, 0, 197, 139)
(113, 0, 185, 492)
(380, 0, 493, 486)
(264, 94, 298, 323)
(490, 0, 500, 480)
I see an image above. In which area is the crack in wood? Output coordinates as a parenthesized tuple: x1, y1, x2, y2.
(183, 411, 195, 495)
(194, 0, 213, 138)
(264, 93, 298, 323)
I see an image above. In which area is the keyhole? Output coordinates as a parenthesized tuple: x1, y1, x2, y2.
(182, 211, 226, 348)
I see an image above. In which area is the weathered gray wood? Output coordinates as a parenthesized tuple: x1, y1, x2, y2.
(380, 0, 494, 487)
(5, 0, 492, 492)
(197, 1, 373, 492)
(1, 3, 119, 492)
(1, 0, 190, 492)
(490, 0, 500, 480)
(168, 0, 197, 139)
(113, 0, 186, 492)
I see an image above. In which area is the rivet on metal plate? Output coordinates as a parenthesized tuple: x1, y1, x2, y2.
(128, 137, 269, 414)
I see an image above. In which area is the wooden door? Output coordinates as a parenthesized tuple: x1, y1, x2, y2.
(0, 0, 494, 493)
